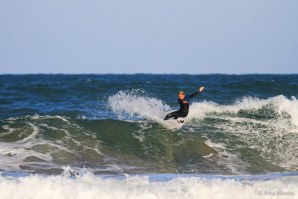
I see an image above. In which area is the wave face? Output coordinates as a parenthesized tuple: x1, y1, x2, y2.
(0, 74, 298, 176)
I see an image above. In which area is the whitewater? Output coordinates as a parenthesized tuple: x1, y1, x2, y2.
(0, 170, 297, 199)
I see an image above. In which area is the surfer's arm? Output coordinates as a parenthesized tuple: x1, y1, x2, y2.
(189, 91, 200, 98)
(189, 86, 204, 98)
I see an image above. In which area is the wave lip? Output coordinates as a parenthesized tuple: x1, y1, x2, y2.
(188, 95, 298, 126)
(108, 90, 171, 121)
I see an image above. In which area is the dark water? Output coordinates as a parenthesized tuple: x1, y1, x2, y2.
(0, 74, 298, 175)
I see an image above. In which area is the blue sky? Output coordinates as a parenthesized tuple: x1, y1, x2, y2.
(0, 0, 297, 74)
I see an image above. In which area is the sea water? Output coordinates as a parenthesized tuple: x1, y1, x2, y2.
(0, 74, 298, 198)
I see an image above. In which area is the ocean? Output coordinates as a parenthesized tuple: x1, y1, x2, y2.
(0, 74, 297, 198)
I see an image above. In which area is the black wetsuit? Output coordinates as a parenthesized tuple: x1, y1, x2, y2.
(164, 90, 201, 120)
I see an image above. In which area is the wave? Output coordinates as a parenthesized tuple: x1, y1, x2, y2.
(108, 91, 298, 172)
(188, 96, 298, 172)
(0, 115, 107, 174)
(108, 91, 298, 127)
(0, 115, 220, 174)
(1, 92, 298, 174)
(0, 169, 297, 199)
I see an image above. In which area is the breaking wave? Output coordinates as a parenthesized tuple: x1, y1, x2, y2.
(108, 91, 298, 172)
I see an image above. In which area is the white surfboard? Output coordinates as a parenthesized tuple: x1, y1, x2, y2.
(162, 117, 185, 131)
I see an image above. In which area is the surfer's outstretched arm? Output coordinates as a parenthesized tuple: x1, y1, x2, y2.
(189, 86, 204, 98)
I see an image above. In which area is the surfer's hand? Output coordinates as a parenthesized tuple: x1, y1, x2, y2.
(199, 86, 204, 92)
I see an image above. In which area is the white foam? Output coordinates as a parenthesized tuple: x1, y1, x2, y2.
(0, 172, 297, 199)
(108, 90, 171, 121)
(108, 90, 174, 129)
(188, 95, 298, 127)
(188, 96, 298, 171)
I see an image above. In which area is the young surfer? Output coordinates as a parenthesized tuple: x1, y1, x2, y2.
(164, 86, 205, 120)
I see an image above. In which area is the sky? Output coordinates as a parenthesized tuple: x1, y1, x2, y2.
(0, 0, 297, 74)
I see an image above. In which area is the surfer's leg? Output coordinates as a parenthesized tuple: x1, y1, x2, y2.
(164, 111, 179, 120)
(175, 111, 187, 119)
(177, 111, 188, 118)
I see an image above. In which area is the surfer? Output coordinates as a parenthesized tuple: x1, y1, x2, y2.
(164, 86, 205, 120)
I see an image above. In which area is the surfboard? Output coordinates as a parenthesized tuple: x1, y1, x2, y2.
(162, 117, 185, 131)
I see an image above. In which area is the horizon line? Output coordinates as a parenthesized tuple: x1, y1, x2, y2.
(0, 72, 298, 75)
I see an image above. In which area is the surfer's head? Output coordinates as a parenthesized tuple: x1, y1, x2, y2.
(178, 91, 185, 99)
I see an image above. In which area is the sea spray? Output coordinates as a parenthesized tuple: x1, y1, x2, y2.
(108, 90, 171, 120)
